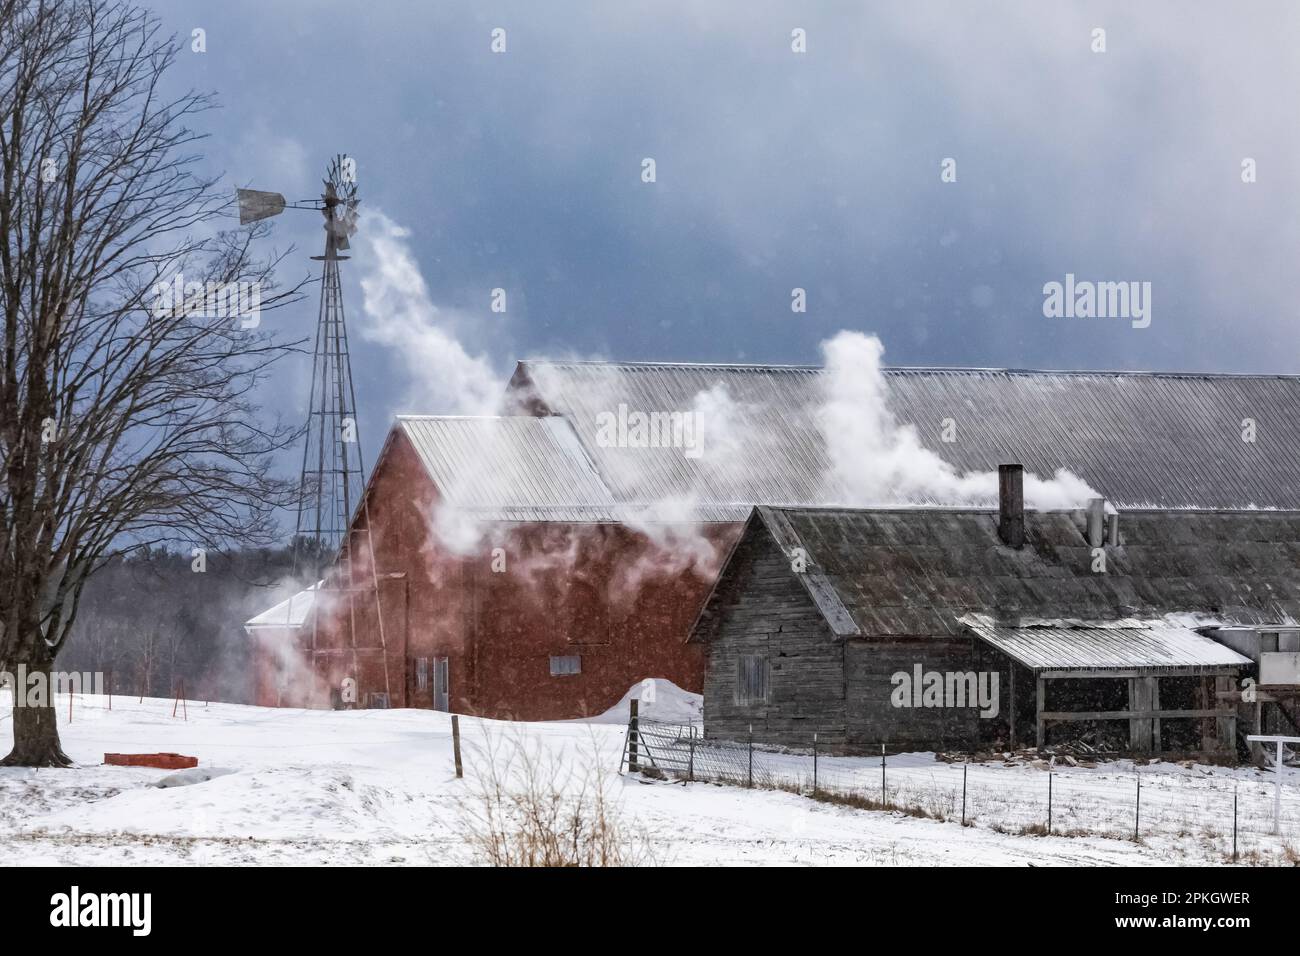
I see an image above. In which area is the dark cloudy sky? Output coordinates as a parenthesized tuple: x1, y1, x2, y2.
(149, 0, 1300, 469)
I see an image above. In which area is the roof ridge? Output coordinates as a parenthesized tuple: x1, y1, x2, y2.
(516, 359, 1300, 379)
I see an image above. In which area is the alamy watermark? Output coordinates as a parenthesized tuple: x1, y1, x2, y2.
(594, 404, 703, 459)
(151, 272, 261, 328)
(0, 666, 105, 707)
(1042, 273, 1151, 329)
(890, 664, 1000, 718)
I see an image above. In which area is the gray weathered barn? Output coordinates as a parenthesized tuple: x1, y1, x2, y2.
(692, 486, 1300, 756)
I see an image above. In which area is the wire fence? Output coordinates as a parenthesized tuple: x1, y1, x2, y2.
(625, 719, 1300, 862)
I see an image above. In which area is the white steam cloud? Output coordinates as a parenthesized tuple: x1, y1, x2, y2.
(357, 211, 504, 416)
(817, 330, 1096, 509)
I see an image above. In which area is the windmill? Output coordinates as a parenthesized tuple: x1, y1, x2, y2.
(237, 155, 390, 705)
(238, 155, 364, 576)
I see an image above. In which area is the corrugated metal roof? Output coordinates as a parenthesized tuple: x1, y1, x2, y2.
(510, 362, 1300, 510)
(960, 613, 1251, 673)
(398, 416, 615, 513)
(693, 507, 1300, 642)
(244, 582, 320, 630)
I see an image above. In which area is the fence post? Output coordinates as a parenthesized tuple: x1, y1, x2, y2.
(1133, 770, 1141, 842)
(107, 670, 112, 711)
(1232, 787, 1238, 862)
(880, 744, 886, 807)
(961, 763, 968, 826)
(1272, 738, 1283, 836)
(1047, 771, 1053, 835)
(813, 733, 818, 795)
(747, 724, 754, 788)
(688, 725, 695, 782)
(451, 714, 463, 778)
(628, 699, 640, 773)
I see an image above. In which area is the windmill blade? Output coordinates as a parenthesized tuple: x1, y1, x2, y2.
(236, 188, 286, 224)
(341, 202, 360, 237)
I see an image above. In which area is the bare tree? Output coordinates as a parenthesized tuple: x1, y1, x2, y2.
(0, 0, 304, 764)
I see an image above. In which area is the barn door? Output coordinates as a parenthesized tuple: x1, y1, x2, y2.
(434, 657, 450, 712)
(408, 656, 431, 709)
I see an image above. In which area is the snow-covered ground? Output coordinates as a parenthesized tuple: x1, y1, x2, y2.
(0, 690, 1295, 866)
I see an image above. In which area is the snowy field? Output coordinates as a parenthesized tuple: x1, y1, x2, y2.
(0, 689, 1296, 866)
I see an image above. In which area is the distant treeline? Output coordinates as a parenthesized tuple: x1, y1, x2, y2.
(58, 539, 328, 703)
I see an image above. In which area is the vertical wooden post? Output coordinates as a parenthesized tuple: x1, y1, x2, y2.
(1133, 770, 1141, 841)
(812, 733, 818, 795)
(1150, 677, 1162, 752)
(1129, 676, 1155, 753)
(880, 743, 886, 806)
(687, 725, 695, 782)
(747, 724, 753, 788)
(1047, 771, 1053, 835)
(68, 688, 73, 724)
(628, 699, 639, 773)
(1214, 675, 1236, 754)
(1009, 666, 1017, 750)
(1272, 739, 1283, 836)
(1035, 677, 1046, 750)
(107, 670, 112, 711)
(451, 714, 463, 778)
(961, 763, 968, 826)
(1232, 787, 1238, 861)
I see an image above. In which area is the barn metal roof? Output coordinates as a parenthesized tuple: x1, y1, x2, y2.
(510, 362, 1300, 510)
(243, 582, 320, 630)
(960, 614, 1251, 674)
(397, 416, 616, 513)
(691, 506, 1300, 644)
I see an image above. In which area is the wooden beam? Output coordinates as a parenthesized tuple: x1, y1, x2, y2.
(1039, 708, 1233, 722)
(1039, 668, 1241, 679)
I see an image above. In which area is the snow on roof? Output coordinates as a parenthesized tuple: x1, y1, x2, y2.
(243, 582, 321, 630)
(961, 614, 1252, 674)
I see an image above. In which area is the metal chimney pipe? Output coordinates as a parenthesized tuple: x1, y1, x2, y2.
(998, 464, 1025, 549)
(1106, 511, 1120, 546)
(1086, 498, 1105, 548)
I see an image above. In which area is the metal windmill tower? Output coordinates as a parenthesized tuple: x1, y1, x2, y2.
(238, 155, 391, 704)
(238, 155, 364, 580)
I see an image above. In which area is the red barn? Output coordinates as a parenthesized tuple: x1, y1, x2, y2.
(246, 360, 1300, 718)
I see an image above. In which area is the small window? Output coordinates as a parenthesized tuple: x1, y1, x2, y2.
(415, 657, 429, 691)
(737, 655, 770, 704)
(549, 655, 581, 677)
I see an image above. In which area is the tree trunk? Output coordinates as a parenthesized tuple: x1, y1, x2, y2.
(2, 657, 74, 768)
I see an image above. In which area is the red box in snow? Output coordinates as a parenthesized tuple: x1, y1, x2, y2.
(104, 753, 198, 770)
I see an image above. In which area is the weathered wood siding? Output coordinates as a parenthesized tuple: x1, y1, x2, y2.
(703, 531, 847, 747)
(844, 638, 984, 751)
